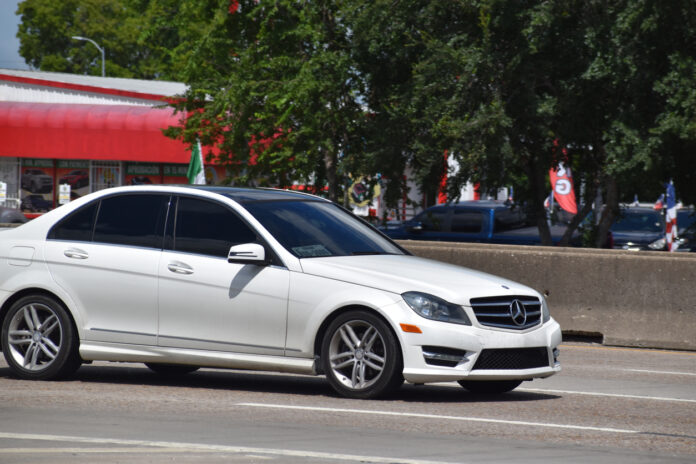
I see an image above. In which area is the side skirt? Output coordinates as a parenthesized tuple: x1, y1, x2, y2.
(79, 341, 317, 375)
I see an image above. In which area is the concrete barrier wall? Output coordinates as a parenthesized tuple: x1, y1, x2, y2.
(399, 240, 696, 351)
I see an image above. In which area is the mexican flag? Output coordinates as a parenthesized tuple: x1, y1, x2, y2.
(187, 140, 206, 185)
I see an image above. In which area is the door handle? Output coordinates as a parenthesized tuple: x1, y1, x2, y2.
(167, 262, 194, 275)
(64, 248, 88, 259)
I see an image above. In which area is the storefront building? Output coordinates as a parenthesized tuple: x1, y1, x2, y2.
(0, 69, 225, 216)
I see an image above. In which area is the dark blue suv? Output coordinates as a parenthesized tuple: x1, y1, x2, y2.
(382, 200, 572, 246)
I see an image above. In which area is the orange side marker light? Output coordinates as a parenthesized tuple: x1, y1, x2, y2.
(400, 323, 422, 334)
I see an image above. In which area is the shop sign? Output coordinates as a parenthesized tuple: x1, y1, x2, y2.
(22, 159, 54, 168)
(57, 160, 89, 169)
(126, 163, 160, 185)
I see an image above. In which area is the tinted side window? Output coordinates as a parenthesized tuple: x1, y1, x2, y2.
(451, 210, 483, 233)
(414, 209, 447, 231)
(93, 194, 169, 248)
(174, 197, 257, 258)
(48, 202, 98, 241)
(493, 208, 527, 233)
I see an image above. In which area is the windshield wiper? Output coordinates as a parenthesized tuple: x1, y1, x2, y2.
(351, 251, 387, 255)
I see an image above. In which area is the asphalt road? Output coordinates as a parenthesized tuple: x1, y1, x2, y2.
(0, 342, 694, 463)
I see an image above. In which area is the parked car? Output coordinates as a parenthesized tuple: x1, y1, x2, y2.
(675, 209, 696, 252)
(130, 176, 153, 185)
(610, 206, 665, 251)
(0, 206, 27, 224)
(0, 186, 561, 399)
(59, 170, 89, 189)
(382, 200, 576, 246)
(20, 194, 53, 212)
(21, 169, 53, 193)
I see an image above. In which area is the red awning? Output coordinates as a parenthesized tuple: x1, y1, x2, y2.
(0, 102, 191, 163)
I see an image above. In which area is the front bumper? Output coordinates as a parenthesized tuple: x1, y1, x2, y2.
(396, 310, 562, 384)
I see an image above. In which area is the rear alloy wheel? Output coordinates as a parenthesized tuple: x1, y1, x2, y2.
(1, 295, 81, 380)
(458, 380, 522, 394)
(321, 310, 402, 399)
(145, 363, 199, 375)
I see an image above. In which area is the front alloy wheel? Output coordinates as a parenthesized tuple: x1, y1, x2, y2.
(321, 310, 402, 399)
(1, 295, 80, 380)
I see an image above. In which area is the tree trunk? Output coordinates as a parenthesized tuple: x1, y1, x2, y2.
(324, 149, 339, 203)
(596, 174, 618, 248)
(558, 179, 597, 246)
(529, 158, 553, 245)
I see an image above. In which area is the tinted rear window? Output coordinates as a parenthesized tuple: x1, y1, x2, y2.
(48, 202, 98, 242)
(93, 194, 169, 248)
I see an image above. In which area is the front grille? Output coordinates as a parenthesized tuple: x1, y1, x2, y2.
(472, 347, 549, 370)
(469, 295, 542, 330)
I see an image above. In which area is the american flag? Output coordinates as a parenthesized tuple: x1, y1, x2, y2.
(665, 182, 678, 252)
(654, 194, 664, 210)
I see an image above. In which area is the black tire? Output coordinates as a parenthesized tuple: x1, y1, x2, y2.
(458, 380, 522, 394)
(321, 310, 403, 399)
(1, 295, 81, 380)
(145, 363, 199, 375)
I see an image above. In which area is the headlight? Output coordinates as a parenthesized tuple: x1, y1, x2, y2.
(542, 297, 551, 323)
(402, 292, 471, 326)
(648, 238, 666, 250)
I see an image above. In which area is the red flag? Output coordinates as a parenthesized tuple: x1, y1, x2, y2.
(549, 163, 577, 214)
(437, 150, 448, 204)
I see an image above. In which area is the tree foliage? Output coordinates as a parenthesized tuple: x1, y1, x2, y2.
(168, 0, 367, 202)
(16, 0, 696, 245)
(16, 0, 205, 80)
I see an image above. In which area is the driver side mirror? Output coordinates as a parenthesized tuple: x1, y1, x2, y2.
(228, 243, 267, 264)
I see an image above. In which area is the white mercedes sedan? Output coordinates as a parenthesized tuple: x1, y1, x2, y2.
(0, 186, 561, 399)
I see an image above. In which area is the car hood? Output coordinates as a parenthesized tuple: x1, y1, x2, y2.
(298, 254, 540, 305)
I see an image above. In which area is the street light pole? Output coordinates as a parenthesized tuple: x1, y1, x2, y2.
(71, 36, 105, 77)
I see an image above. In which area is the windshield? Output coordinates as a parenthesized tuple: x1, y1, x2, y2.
(611, 209, 664, 233)
(243, 200, 404, 258)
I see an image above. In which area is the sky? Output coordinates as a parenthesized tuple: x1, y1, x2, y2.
(0, 0, 30, 70)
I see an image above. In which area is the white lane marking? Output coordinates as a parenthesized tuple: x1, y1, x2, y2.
(0, 448, 207, 454)
(623, 368, 696, 377)
(237, 402, 636, 434)
(0, 432, 456, 464)
(518, 388, 696, 404)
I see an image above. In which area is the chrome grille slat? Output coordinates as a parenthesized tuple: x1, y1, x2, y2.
(479, 321, 540, 330)
(471, 300, 539, 306)
(469, 295, 542, 330)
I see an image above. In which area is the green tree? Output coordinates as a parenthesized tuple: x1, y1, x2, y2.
(16, 0, 204, 80)
(354, 0, 696, 246)
(353, 1, 582, 243)
(169, 0, 367, 202)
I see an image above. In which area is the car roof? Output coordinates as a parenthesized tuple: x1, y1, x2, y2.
(186, 186, 325, 203)
(619, 206, 662, 213)
(428, 200, 515, 210)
